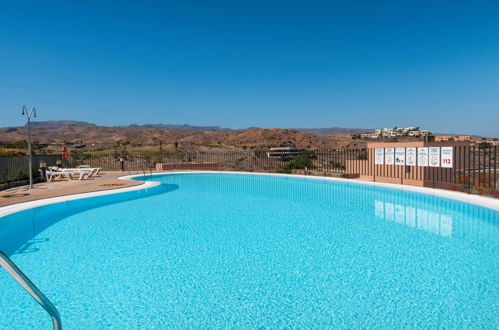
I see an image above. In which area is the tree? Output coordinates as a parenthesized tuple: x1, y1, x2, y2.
(113, 141, 130, 159)
(152, 137, 163, 151)
(479, 141, 492, 148)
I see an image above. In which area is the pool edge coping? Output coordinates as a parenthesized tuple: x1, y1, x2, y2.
(0, 171, 498, 218)
(0, 179, 160, 218)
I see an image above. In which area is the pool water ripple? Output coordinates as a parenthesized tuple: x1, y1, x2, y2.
(0, 173, 498, 328)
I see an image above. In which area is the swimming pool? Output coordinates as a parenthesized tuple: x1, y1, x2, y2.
(1, 172, 498, 328)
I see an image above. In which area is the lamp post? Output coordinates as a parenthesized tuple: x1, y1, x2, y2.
(21, 105, 37, 189)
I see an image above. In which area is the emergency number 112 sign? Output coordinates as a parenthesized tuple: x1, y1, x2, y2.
(440, 147, 453, 168)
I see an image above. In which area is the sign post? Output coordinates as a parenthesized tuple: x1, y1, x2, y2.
(429, 147, 440, 188)
(395, 148, 406, 183)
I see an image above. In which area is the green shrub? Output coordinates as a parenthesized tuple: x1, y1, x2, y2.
(279, 156, 316, 174)
(357, 151, 368, 160)
(298, 150, 317, 159)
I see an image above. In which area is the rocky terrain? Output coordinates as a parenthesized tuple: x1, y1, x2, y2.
(0, 121, 363, 151)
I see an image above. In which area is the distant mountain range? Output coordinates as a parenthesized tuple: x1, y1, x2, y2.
(2, 120, 488, 151)
(9, 121, 486, 138)
(22, 120, 372, 135)
(1, 120, 364, 150)
(29, 120, 95, 129)
(125, 123, 232, 131)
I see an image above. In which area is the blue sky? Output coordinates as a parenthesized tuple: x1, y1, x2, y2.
(1, 1, 498, 136)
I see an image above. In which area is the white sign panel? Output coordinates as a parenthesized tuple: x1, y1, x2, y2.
(441, 146, 453, 168)
(429, 147, 440, 167)
(385, 148, 395, 165)
(395, 148, 406, 165)
(417, 147, 429, 167)
(406, 147, 417, 166)
(374, 148, 384, 165)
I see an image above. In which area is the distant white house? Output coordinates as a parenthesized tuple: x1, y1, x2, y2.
(361, 127, 429, 139)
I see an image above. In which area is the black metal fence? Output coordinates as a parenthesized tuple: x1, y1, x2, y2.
(66, 146, 497, 198)
(1, 147, 496, 197)
(366, 146, 497, 196)
(68, 149, 368, 174)
(0, 155, 61, 185)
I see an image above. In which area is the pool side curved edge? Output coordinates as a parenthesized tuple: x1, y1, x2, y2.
(125, 171, 499, 211)
(1, 171, 497, 219)
(0, 179, 160, 218)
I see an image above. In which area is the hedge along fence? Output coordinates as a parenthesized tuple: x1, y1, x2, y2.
(0, 155, 62, 184)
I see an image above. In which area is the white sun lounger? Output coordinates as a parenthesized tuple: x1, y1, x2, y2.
(76, 165, 101, 176)
(45, 168, 72, 181)
(48, 167, 90, 181)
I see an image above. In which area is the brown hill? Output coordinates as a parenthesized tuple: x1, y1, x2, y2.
(0, 122, 361, 151)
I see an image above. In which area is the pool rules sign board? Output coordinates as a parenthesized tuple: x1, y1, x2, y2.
(375, 148, 384, 165)
(385, 148, 395, 165)
(395, 148, 406, 165)
(376, 146, 452, 168)
(417, 147, 429, 167)
(429, 147, 441, 167)
(440, 147, 453, 168)
(406, 147, 417, 166)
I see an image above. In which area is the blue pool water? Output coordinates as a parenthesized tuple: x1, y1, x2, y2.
(0, 173, 498, 328)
